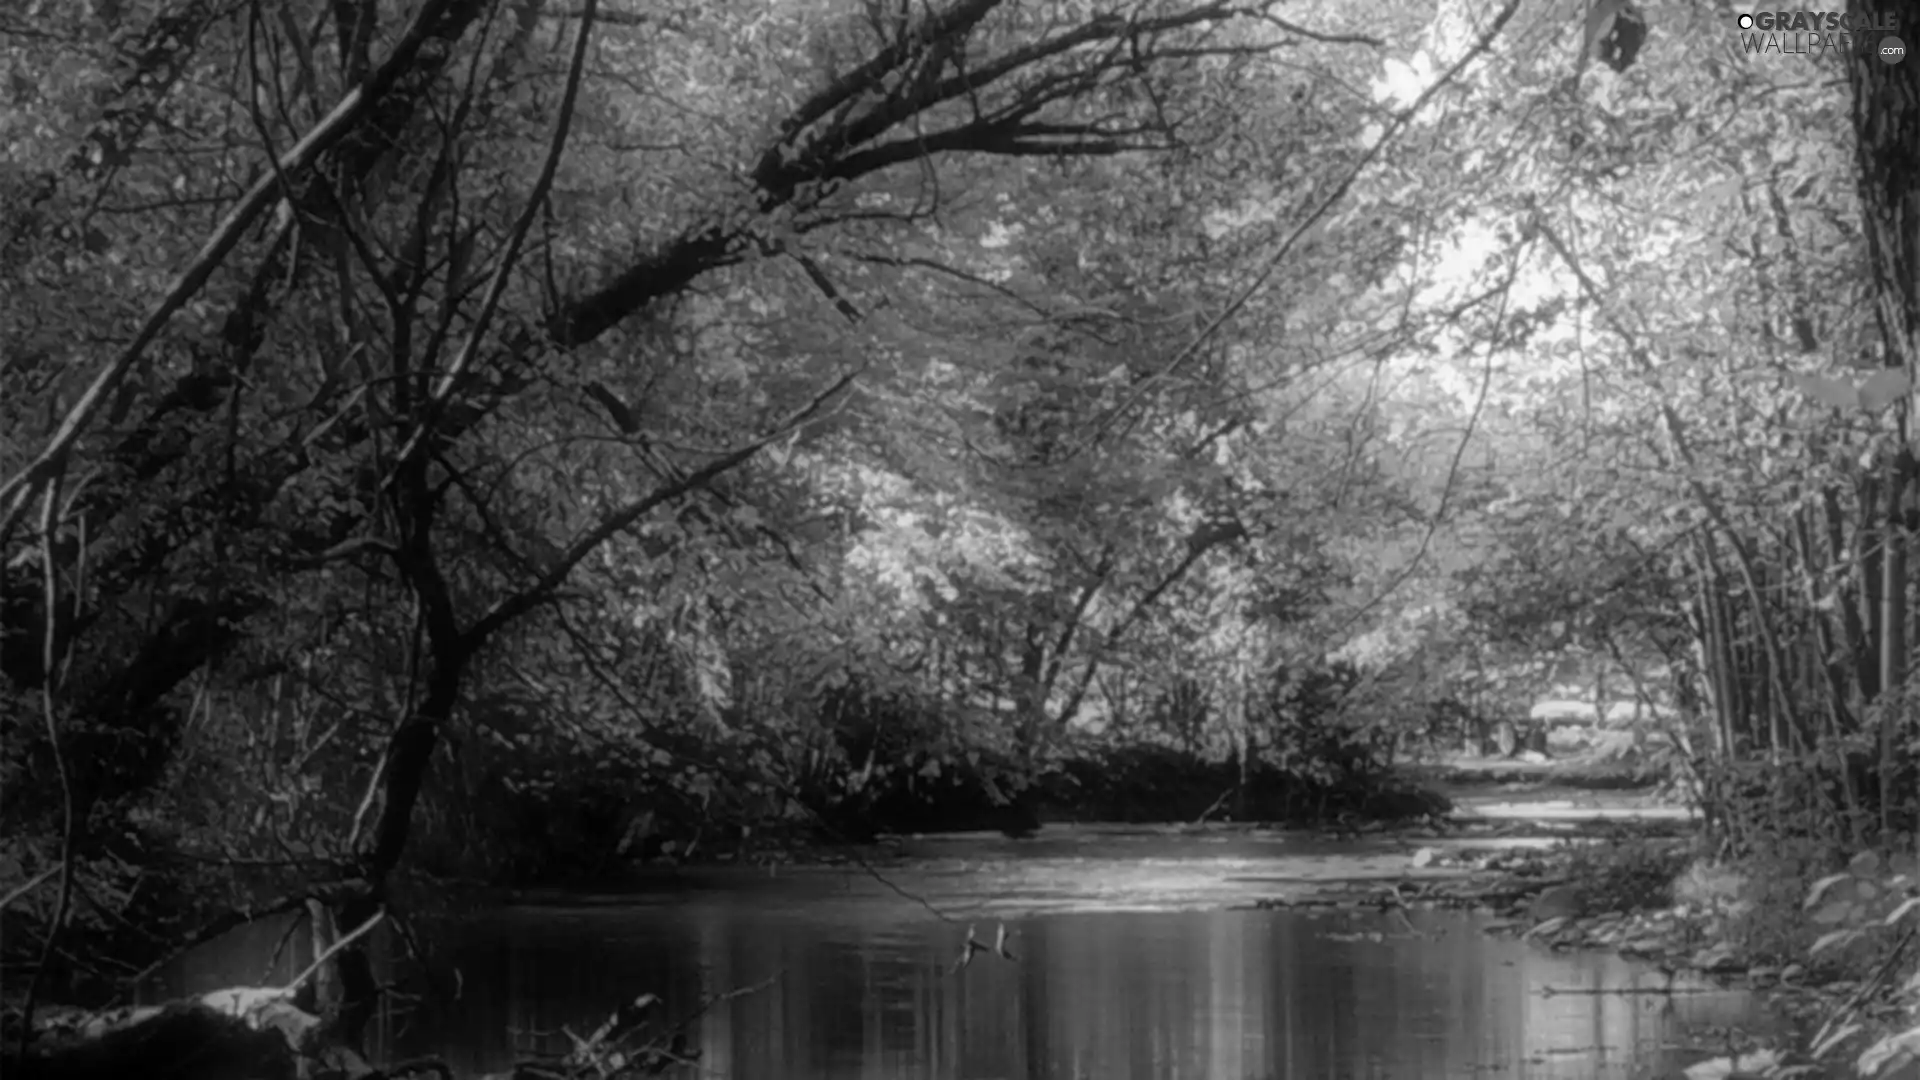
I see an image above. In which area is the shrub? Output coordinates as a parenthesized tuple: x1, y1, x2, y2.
(1563, 835, 1693, 914)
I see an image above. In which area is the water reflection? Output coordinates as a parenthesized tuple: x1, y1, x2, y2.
(258, 902, 1757, 1080)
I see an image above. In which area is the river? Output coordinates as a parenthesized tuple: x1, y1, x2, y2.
(148, 825, 1774, 1079)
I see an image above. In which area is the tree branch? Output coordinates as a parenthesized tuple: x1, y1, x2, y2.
(467, 367, 863, 645)
(0, 0, 474, 540)
(390, 0, 599, 476)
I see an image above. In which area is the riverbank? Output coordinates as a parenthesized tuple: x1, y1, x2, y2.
(1238, 787, 1915, 1080)
(509, 759, 1687, 910)
(564, 746, 1679, 888)
(123, 863, 1786, 1080)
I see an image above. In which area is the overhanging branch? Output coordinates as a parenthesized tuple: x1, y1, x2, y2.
(466, 367, 863, 645)
(0, 0, 474, 541)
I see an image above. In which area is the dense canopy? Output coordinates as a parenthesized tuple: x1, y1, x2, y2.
(1, 0, 1915, 1067)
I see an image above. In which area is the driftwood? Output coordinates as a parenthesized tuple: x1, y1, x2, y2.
(7, 943, 778, 1080)
(6, 903, 774, 1080)
(9, 988, 693, 1080)
(11, 989, 346, 1080)
(9, 911, 385, 1080)
(474, 993, 685, 1080)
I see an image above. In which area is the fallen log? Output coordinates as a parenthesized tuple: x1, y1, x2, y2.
(8, 988, 352, 1080)
(5, 909, 766, 1080)
(9, 909, 388, 1080)
(7, 977, 744, 1080)
(9, 988, 680, 1080)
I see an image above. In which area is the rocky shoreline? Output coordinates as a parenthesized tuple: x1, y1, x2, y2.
(1249, 833, 1919, 1078)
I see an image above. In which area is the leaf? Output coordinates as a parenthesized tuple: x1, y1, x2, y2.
(1812, 1021, 1863, 1058)
(1811, 899, 1855, 925)
(1857, 369, 1913, 413)
(1805, 872, 1853, 909)
(1582, 0, 1628, 63)
(1885, 897, 1920, 926)
(1697, 177, 1743, 208)
(1791, 373, 1858, 409)
(1847, 850, 1882, 878)
(1808, 928, 1860, 956)
(1857, 1023, 1920, 1077)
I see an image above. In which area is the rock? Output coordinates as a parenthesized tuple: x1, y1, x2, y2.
(1673, 859, 1750, 909)
(1525, 916, 1572, 940)
(1620, 934, 1668, 955)
(1691, 942, 1745, 974)
(1684, 1048, 1782, 1080)
(1530, 883, 1583, 920)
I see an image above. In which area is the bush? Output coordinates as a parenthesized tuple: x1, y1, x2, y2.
(1041, 742, 1449, 825)
(1563, 835, 1693, 914)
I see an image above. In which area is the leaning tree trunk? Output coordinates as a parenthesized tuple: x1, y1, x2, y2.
(1844, 0, 1919, 843)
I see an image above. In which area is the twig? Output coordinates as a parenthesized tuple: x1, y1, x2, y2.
(677, 972, 780, 1027)
(1194, 788, 1233, 826)
(1388, 904, 1429, 938)
(390, 0, 598, 473)
(1808, 924, 1915, 1055)
(0, 0, 468, 540)
(261, 907, 311, 983)
(16, 478, 77, 1066)
(286, 908, 385, 994)
(123, 879, 369, 990)
(0, 863, 63, 912)
(1081, 0, 1520, 453)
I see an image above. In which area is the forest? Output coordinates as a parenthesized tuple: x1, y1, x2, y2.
(0, 0, 1915, 1075)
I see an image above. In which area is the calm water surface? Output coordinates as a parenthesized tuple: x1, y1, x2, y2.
(153, 829, 1774, 1080)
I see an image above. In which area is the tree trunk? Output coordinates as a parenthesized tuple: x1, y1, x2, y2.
(1844, 0, 1919, 845)
(326, 653, 469, 1048)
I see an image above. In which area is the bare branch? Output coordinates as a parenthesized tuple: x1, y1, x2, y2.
(0, 863, 63, 913)
(556, 0, 1347, 348)
(468, 367, 862, 644)
(125, 877, 370, 987)
(1250, 12, 1383, 46)
(0, 0, 474, 540)
(765, 0, 1003, 165)
(1081, 0, 1521, 452)
(389, 0, 600, 475)
(790, 252, 865, 323)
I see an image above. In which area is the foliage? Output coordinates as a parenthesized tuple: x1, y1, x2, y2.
(0, 0, 1913, 1069)
(1046, 741, 1448, 825)
(1801, 850, 1920, 969)
(1695, 846, 1920, 1080)
(1561, 836, 1692, 915)
(1693, 748, 1917, 862)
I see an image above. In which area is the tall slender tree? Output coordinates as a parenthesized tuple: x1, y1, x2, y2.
(1844, 0, 1919, 841)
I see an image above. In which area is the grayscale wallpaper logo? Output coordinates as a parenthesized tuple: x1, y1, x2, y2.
(1734, 9, 1905, 61)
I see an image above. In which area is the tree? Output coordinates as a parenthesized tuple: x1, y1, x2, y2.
(3, 0, 1436, 1053)
(1843, 0, 1919, 845)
